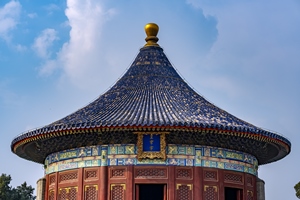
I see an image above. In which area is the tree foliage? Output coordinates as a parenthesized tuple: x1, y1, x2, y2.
(0, 173, 36, 200)
(295, 181, 300, 199)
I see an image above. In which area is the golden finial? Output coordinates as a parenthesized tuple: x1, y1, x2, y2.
(144, 23, 159, 47)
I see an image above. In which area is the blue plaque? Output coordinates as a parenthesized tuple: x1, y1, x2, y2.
(142, 134, 160, 151)
(135, 132, 168, 161)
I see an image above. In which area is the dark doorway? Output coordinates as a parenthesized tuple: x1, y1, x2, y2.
(136, 184, 166, 200)
(225, 187, 243, 200)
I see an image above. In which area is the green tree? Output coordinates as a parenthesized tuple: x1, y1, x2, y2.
(0, 173, 36, 200)
(295, 181, 300, 199)
(0, 174, 12, 200)
(15, 182, 36, 200)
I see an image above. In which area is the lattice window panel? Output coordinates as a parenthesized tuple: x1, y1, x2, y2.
(204, 171, 217, 181)
(177, 185, 192, 200)
(84, 186, 98, 200)
(112, 169, 125, 177)
(224, 173, 242, 183)
(135, 168, 166, 178)
(111, 185, 125, 200)
(49, 190, 55, 200)
(69, 187, 78, 200)
(247, 177, 253, 186)
(58, 188, 67, 200)
(247, 190, 254, 200)
(60, 172, 78, 182)
(86, 170, 97, 179)
(176, 169, 192, 179)
(204, 186, 218, 200)
(49, 175, 56, 185)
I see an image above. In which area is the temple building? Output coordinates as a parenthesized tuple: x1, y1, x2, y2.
(11, 23, 291, 200)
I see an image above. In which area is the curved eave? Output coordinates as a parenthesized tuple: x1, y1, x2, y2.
(11, 125, 291, 165)
(11, 43, 291, 166)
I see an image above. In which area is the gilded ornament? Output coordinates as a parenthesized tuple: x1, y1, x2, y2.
(134, 132, 169, 161)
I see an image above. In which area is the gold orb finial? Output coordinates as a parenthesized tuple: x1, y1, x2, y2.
(144, 23, 159, 47)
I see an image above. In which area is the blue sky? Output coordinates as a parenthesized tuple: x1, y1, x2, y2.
(1, 0, 299, 199)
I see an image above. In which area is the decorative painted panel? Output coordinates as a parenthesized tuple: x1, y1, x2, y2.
(176, 184, 192, 200)
(176, 168, 192, 179)
(84, 185, 98, 200)
(49, 175, 56, 185)
(111, 184, 125, 200)
(135, 168, 167, 178)
(69, 187, 78, 200)
(85, 170, 97, 179)
(246, 176, 253, 187)
(45, 144, 258, 176)
(58, 187, 78, 200)
(204, 170, 218, 181)
(59, 172, 78, 183)
(224, 173, 243, 184)
(49, 190, 55, 200)
(204, 186, 218, 200)
(58, 188, 67, 200)
(247, 190, 254, 200)
(111, 169, 126, 178)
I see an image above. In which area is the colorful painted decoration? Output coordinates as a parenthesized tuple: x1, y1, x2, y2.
(45, 144, 258, 176)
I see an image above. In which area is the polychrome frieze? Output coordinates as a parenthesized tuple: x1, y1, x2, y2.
(45, 144, 258, 176)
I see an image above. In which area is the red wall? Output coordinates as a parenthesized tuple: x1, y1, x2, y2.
(45, 166, 256, 200)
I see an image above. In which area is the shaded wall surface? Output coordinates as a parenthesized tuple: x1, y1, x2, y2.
(256, 178, 265, 200)
(37, 178, 46, 200)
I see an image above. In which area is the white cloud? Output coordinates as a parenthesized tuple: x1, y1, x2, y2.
(37, 0, 116, 89)
(27, 13, 37, 19)
(39, 59, 58, 76)
(193, 1, 300, 101)
(32, 29, 59, 59)
(35, 0, 219, 92)
(0, 0, 21, 41)
(14, 44, 27, 52)
(44, 3, 60, 15)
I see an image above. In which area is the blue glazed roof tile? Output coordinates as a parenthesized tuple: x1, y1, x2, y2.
(11, 32, 291, 164)
(12, 46, 287, 141)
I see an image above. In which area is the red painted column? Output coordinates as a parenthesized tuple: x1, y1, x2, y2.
(253, 176, 257, 200)
(219, 169, 224, 200)
(193, 167, 201, 200)
(168, 166, 175, 200)
(243, 173, 247, 200)
(126, 165, 134, 200)
(135, 184, 139, 200)
(54, 172, 58, 200)
(77, 168, 84, 199)
(99, 166, 108, 200)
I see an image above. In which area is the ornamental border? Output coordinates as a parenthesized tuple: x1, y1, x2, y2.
(45, 144, 258, 176)
(13, 127, 290, 156)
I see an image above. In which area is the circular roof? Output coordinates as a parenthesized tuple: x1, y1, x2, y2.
(11, 23, 291, 165)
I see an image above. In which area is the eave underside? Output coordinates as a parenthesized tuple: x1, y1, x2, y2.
(13, 128, 289, 165)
